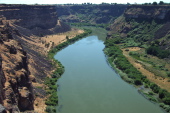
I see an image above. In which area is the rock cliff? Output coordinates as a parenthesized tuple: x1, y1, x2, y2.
(124, 5, 170, 21)
(0, 17, 34, 112)
(0, 5, 71, 36)
(56, 4, 127, 24)
(0, 4, 71, 112)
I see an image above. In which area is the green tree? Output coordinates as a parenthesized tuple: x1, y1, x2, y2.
(152, 2, 158, 5)
(159, 1, 164, 5)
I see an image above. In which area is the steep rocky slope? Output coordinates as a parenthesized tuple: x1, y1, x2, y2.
(124, 5, 170, 20)
(0, 4, 71, 112)
(0, 17, 34, 112)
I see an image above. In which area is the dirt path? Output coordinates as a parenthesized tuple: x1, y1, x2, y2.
(122, 47, 170, 92)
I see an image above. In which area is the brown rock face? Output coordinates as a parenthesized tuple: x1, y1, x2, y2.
(0, 18, 34, 112)
(0, 5, 71, 36)
(0, 55, 5, 105)
(0, 4, 71, 113)
(124, 5, 170, 21)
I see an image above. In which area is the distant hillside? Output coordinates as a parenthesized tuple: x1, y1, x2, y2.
(56, 4, 127, 24)
(106, 5, 170, 112)
(109, 5, 170, 51)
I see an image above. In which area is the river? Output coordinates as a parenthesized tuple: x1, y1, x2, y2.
(54, 29, 163, 113)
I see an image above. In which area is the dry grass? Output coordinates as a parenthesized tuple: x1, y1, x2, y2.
(32, 28, 84, 112)
(32, 82, 47, 113)
(42, 28, 84, 51)
(122, 47, 170, 92)
(34, 97, 46, 113)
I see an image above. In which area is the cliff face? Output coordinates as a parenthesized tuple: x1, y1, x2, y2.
(56, 4, 127, 24)
(124, 5, 170, 20)
(0, 5, 71, 36)
(0, 5, 57, 29)
(0, 4, 71, 112)
(0, 17, 34, 112)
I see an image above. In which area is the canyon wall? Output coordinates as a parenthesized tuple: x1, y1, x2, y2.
(0, 5, 71, 35)
(0, 17, 34, 112)
(109, 5, 170, 46)
(56, 4, 127, 24)
(124, 5, 170, 20)
(0, 4, 71, 112)
(1, 3, 170, 112)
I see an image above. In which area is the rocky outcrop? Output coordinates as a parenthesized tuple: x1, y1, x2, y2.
(0, 18, 34, 112)
(124, 5, 170, 21)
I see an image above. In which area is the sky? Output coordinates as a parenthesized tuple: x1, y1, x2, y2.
(0, 0, 169, 4)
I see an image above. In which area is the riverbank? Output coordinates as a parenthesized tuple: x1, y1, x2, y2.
(55, 33, 163, 113)
(45, 28, 92, 112)
(104, 38, 170, 112)
(42, 28, 84, 51)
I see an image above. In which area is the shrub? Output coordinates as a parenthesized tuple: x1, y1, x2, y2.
(146, 46, 170, 58)
(46, 106, 56, 113)
(167, 72, 170, 77)
(134, 79, 142, 85)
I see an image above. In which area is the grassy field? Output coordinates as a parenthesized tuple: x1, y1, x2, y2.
(122, 47, 170, 92)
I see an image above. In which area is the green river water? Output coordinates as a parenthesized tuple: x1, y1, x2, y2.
(54, 29, 163, 113)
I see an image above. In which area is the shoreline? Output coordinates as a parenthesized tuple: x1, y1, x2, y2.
(45, 28, 92, 112)
(103, 43, 169, 113)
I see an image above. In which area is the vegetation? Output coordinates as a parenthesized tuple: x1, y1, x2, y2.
(70, 22, 109, 29)
(126, 20, 162, 44)
(104, 38, 170, 111)
(143, 1, 170, 5)
(116, 17, 170, 78)
(45, 28, 92, 112)
(146, 45, 170, 58)
(102, 3, 170, 112)
(104, 38, 145, 85)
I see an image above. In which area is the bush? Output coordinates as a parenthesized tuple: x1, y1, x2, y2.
(150, 83, 160, 93)
(105, 38, 144, 84)
(159, 89, 167, 99)
(167, 72, 170, 77)
(104, 36, 170, 108)
(146, 46, 170, 58)
(46, 106, 56, 113)
(134, 79, 142, 85)
(163, 97, 170, 105)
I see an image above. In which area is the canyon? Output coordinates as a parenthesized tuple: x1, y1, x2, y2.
(0, 3, 170, 113)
